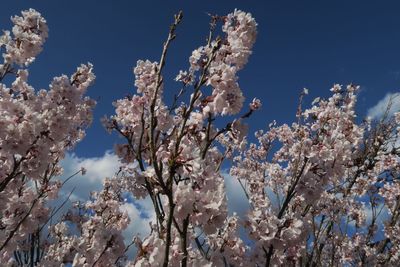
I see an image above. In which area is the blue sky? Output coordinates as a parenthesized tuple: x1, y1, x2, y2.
(2, 0, 400, 158)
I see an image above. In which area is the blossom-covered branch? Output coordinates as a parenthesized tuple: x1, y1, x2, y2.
(0, 9, 97, 265)
(104, 9, 258, 266)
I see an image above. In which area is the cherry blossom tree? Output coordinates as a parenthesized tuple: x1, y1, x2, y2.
(103, 10, 258, 266)
(2, 7, 400, 267)
(231, 87, 400, 266)
(0, 9, 97, 266)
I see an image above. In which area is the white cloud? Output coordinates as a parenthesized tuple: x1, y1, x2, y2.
(367, 92, 400, 120)
(48, 152, 155, 256)
(47, 151, 121, 222)
(59, 151, 120, 201)
(120, 201, 154, 239)
(223, 172, 250, 217)
(120, 199, 155, 258)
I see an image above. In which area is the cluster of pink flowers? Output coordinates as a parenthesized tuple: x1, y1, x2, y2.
(103, 9, 258, 266)
(2, 7, 400, 267)
(0, 9, 98, 266)
(41, 178, 128, 266)
(187, 9, 257, 116)
(1, 8, 48, 66)
(231, 85, 400, 265)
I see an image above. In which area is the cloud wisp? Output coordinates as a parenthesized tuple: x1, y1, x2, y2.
(367, 92, 400, 120)
(51, 152, 154, 250)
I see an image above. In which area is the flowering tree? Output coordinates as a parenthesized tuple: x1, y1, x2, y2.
(1, 7, 400, 267)
(103, 10, 258, 266)
(231, 87, 400, 266)
(0, 9, 96, 265)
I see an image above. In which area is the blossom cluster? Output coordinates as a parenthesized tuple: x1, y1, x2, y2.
(0, 9, 97, 265)
(104, 9, 258, 266)
(231, 85, 400, 266)
(188, 9, 257, 116)
(41, 178, 128, 266)
(0, 8, 48, 66)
